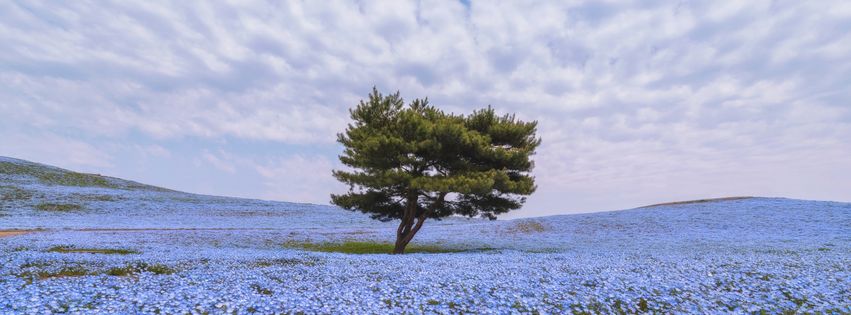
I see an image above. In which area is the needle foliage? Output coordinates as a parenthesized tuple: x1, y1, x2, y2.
(331, 88, 540, 253)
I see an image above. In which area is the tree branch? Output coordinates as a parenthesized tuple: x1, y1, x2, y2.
(400, 192, 447, 245)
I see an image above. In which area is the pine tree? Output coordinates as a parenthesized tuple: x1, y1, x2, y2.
(331, 87, 540, 254)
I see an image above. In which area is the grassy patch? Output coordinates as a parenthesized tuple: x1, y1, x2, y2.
(106, 266, 136, 276)
(253, 258, 319, 267)
(38, 171, 115, 188)
(508, 220, 546, 233)
(105, 263, 176, 276)
(24, 266, 91, 280)
(35, 203, 83, 212)
(20, 260, 51, 269)
(76, 194, 121, 202)
(47, 246, 139, 255)
(42, 266, 90, 279)
(0, 186, 34, 201)
(0, 161, 119, 188)
(286, 241, 490, 254)
(141, 263, 176, 275)
(640, 196, 753, 208)
(20, 262, 176, 281)
(523, 248, 561, 253)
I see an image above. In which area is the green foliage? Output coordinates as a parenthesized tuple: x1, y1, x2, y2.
(330, 88, 540, 252)
(35, 203, 83, 212)
(332, 88, 540, 220)
(285, 241, 481, 254)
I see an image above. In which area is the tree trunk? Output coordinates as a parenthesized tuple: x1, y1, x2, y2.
(393, 195, 418, 254)
(392, 192, 446, 254)
(393, 214, 427, 254)
(392, 232, 410, 254)
(393, 216, 410, 254)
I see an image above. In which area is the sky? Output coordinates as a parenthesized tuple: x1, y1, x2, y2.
(1, 1, 850, 218)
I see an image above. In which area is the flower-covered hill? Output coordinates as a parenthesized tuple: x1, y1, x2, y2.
(1, 156, 850, 313)
(415, 197, 851, 254)
(0, 156, 479, 230)
(2, 155, 849, 252)
(3, 154, 849, 260)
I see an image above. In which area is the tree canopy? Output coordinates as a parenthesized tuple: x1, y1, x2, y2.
(331, 88, 540, 254)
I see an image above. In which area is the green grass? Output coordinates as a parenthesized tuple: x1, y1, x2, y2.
(285, 240, 493, 254)
(26, 266, 91, 279)
(106, 266, 136, 276)
(20, 262, 176, 281)
(509, 220, 546, 233)
(76, 194, 120, 202)
(523, 248, 562, 253)
(143, 263, 176, 275)
(35, 203, 83, 212)
(0, 161, 119, 188)
(253, 258, 319, 267)
(640, 196, 753, 208)
(42, 266, 90, 279)
(0, 186, 34, 201)
(1, 160, 175, 192)
(105, 263, 176, 276)
(38, 171, 115, 188)
(47, 246, 139, 255)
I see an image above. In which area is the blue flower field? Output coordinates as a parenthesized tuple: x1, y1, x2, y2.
(1, 157, 849, 314)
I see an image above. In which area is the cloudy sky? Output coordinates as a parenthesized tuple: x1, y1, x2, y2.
(1, 1, 849, 217)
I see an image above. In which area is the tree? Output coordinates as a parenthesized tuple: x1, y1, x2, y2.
(331, 88, 540, 254)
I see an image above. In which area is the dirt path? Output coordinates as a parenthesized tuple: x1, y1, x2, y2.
(0, 230, 31, 238)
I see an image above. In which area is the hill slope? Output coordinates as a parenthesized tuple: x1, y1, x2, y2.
(1, 157, 849, 313)
(2, 155, 849, 251)
(0, 156, 479, 230)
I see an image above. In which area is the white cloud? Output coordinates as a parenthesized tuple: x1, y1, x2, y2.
(192, 149, 343, 204)
(254, 155, 344, 204)
(134, 144, 171, 158)
(1, 1, 849, 215)
(0, 132, 113, 171)
(201, 149, 237, 174)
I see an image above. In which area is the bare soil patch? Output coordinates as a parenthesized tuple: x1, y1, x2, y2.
(0, 230, 31, 238)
